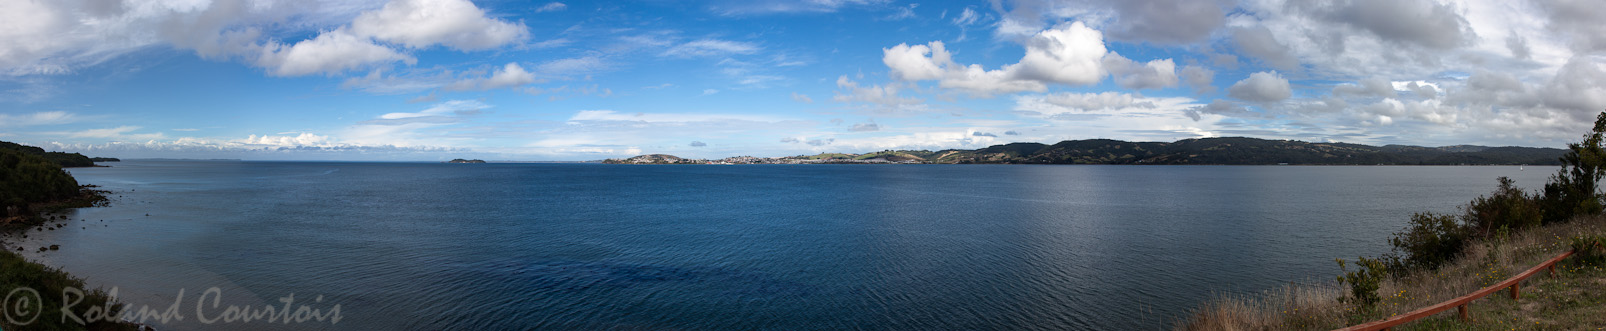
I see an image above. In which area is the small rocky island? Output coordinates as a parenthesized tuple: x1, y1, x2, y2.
(446, 158, 487, 163)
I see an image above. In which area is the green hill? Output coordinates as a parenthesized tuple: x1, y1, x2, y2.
(0, 141, 99, 168)
(931, 137, 1565, 165)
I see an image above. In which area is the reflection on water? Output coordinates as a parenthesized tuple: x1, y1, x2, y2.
(10, 161, 1552, 329)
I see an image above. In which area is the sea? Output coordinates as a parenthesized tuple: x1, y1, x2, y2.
(5, 160, 1556, 330)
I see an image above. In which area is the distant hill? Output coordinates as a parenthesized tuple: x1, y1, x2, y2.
(927, 137, 1565, 165)
(607, 137, 1567, 165)
(446, 158, 486, 163)
(0, 141, 105, 167)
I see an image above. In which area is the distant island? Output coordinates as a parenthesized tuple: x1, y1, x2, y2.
(446, 158, 487, 163)
(604, 137, 1566, 165)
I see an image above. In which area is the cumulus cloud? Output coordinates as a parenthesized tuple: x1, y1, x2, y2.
(972, 131, 997, 137)
(689, 141, 707, 147)
(1180, 65, 1216, 94)
(256, 29, 415, 77)
(1539, 0, 1606, 52)
(1104, 0, 1225, 44)
(1228, 71, 1293, 102)
(1332, 77, 1398, 98)
(882, 21, 1134, 96)
(445, 62, 539, 90)
(1308, 0, 1476, 50)
(850, 123, 881, 132)
(1031, 92, 1156, 112)
(1004, 130, 1021, 135)
(350, 0, 529, 51)
(1505, 31, 1532, 60)
(1183, 100, 1254, 121)
(1230, 26, 1300, 70)
(1104, 54, 1177, 90)
(0, 0, 527, 78)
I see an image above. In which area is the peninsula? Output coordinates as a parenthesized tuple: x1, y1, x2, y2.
(604, 137, 1565, 165)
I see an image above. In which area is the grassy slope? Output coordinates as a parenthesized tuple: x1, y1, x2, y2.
(0, 248, 137, 331)
(1178, 216, 1606, 330)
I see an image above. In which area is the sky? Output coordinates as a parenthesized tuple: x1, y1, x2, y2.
(0, 0, 1603, 161)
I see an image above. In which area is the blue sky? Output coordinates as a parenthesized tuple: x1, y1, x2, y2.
(1, 0, 1603, 161)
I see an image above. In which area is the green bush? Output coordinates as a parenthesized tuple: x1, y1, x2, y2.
(1569, 235, 1606, 267)
(1541, 111, 1606, 224)
(1384, 212, 1469, 271)
(1, 147, 82, 214)
(1463, 177, 1543, 237)
(1335, 257, 1387, 307)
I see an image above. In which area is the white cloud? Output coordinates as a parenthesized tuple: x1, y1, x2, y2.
(64, 126, 164, 140)
(447, 62, 539, 90)
(1230, 25, 1299, 70)
(567, 110, 782, 124)
(1105, 0, 1226, 44)
(535, 2, 568, 13)
(378, 99, 489, 120)
(791, 92, 814, 103)
(1103, 54, 1177, 90)
(350, 0, 529, 51)
(257, 29, 415, 77)
(1180, 65, 1216, 94)
(1032, 92, 1156, 112)
(882, 21, 1122, 96)
(538, 56, 608, 76)
(0, 111, 76, 127)
(1332, 77, 1398, 98)
(0, 0, 528, 78)
(703, 89, 720, 96)
(832, 76, 925, 111)
(849, 123, 880, 132)
(709, 0, 890, 16)
(1228, 71, 1293, 102)
(664, 39, 761, 57)
(1009, 22, 1111, 86)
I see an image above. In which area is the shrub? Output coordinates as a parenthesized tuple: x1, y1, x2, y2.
(1335, 257, 1387, 308)
(1463, 177, 1543, 237)
(1384, 212, 1469, 271)
(1541, 111, 1606, 224)
(1569, 235, 1606, 267)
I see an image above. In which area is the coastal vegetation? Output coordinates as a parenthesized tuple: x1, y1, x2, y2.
(2, 143, 88, 223)
(0, 141, 133, 330)
(1180, 112, 1606, 330)
(605, 137, 1566, 165)
(0, 141, 107, 168)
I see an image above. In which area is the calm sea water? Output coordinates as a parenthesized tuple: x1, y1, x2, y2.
(11, 161, 1553, 330)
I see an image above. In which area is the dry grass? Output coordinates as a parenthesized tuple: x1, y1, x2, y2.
(1177, 215, 1606, 331)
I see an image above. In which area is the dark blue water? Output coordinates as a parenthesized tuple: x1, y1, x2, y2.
(13, 161, 1553, 329)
